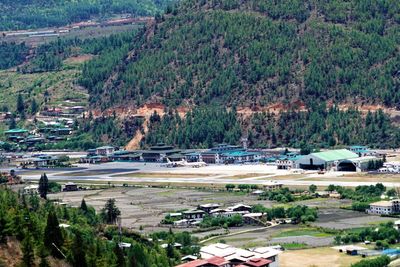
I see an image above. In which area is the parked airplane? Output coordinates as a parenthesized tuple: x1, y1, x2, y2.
(162, 158, 207, 168)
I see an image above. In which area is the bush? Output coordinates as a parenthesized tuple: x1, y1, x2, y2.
(351, 255, 390, 267)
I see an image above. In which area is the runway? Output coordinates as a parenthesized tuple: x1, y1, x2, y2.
(13, 161, 400, 188)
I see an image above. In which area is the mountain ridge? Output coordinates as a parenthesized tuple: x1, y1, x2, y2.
(83, 0, 399, 110)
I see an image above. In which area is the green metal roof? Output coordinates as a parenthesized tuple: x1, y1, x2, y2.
(312, 149, 359, 161)
(4, 129, 28, 134)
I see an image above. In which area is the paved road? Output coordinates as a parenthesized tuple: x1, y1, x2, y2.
(11, 161, 400, 188)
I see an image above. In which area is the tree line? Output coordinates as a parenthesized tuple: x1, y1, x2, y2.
(0, 182, 184, 266)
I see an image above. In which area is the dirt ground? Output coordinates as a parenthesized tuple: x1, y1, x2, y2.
(280, 247, 362, 267)
(313, 208, 397, 229)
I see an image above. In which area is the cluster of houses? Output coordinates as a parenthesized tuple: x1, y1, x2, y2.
(1, 153, 64, 168)
(0, 104, 85, 149)
(168, 203, 267, 228)
(0, 170, 23, 185)
(177, 243, 281, 267)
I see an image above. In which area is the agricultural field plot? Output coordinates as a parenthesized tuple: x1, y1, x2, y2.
(280, 247, 362, 267)
(312, 208, 398, 230)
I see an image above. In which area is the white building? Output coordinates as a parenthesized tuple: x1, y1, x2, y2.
(200, 243, 281, 267)
(95, 146, 115, 156)
(367, 199, 400, 215)
(23, 184, 39, 195)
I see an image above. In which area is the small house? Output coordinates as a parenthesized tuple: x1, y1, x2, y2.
(183, 210, 206, 220)
(63, 182, 78, 192)
(199, 203, 220, 213)
(23, 185, 39, 195)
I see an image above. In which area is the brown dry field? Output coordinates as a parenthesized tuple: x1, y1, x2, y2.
(280, 247, 361, 267)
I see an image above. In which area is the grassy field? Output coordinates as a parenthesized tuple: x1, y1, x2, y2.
(281, 243, 309, 250)
(273, 228, 333, 238)
(304, 173, 400, 183)
(280, 247, 362, 267)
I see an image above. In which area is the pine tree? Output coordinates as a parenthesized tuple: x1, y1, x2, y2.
(101, 199, 120, 224)
(9, 116, 16, 129)
(31, 99, 38, 115)
(0, 207, 8, 243)
(71, 231, 87, 267)
(21, 233, 35, 267)
(38, 173, 49, 199)
(113, 243, 125, 267)
(44, 210, 64, 258)
(80, 198, 88, 213)
(16, 93, 25, 118)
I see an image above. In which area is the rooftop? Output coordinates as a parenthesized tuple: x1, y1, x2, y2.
(4, 128, 28, 134)
(310, 149, 359, 162)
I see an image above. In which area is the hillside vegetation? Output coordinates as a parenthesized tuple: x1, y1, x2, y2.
(0, 0, 174, 30)
(85, 0, 400, 109)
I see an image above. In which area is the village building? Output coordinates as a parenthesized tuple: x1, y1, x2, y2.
(183, 210, 206, 220)
(198, 204, 221, 213)
(95, 146, 115, 156)
(50, 128, 72, 136)
(199, 243, 280, 267)
(367, 199, 400, 215)
(23, 184, 39, 195)
(176, 256, 230, 267)
(63, 182, 78, 192)
(262, 181, 283, 191)
(4, 128, 29, 141)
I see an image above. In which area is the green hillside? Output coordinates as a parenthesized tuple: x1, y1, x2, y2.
(0, 0, 174, 30)
(85, 0, 399, 109)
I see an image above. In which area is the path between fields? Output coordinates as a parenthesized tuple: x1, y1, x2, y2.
(199, 222, 279, 244)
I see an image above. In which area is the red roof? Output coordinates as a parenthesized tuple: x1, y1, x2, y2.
(244, 258, 272, 267)
(175, 259, 208, 267)
(207, 256, 230, 265)
(175, 256, 229, 267)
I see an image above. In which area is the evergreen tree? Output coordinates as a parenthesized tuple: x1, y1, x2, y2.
(8, 115, 16, 129)
(38, 173, 49, 199)
(21, 233, 35, 267)
(44, 210, 64, 258)
(113, 243, 125, 267)
(80, 198, 88, 213)
(0, 207, 7, 243)
(101, 199, 120, 224)
(31, 99, 38, 115)
(16, 93, 25, 118)
(71, 231, 87, 267)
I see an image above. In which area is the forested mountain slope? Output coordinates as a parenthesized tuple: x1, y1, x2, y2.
(0, 0, 174, 30)
(86, 0, 400, 109)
